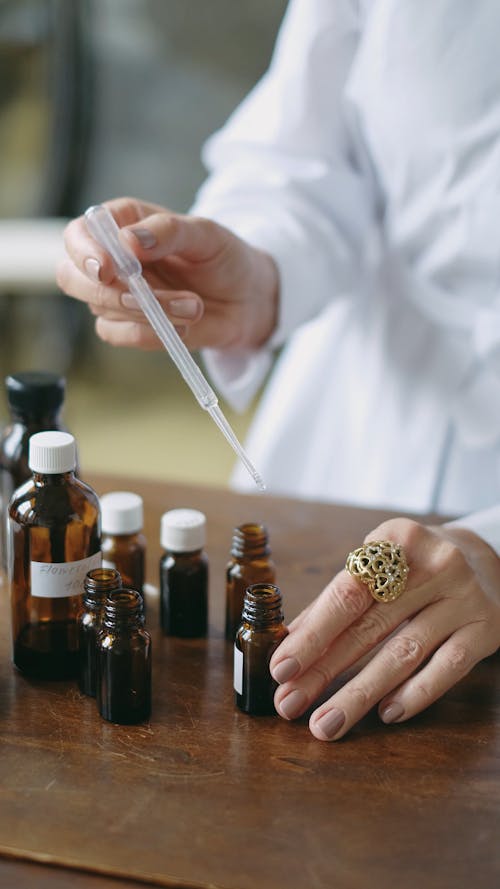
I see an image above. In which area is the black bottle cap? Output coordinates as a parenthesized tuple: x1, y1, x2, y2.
(5, 371, 66, 416)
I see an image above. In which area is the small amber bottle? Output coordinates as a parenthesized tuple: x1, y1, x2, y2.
(0, 371, 68, 572)
(100, 491, 146, 600)
(225, 523, 276, 641)
(79, 567, 122, 697)
(234, 583, 288, 715)
(159, 508, 208, 637)
(8, 431, 101, 679)
(96, 589, 151, 724)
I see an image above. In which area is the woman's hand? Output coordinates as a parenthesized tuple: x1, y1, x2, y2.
(57, 196, 279, 352)
(270, 518, 500, 740)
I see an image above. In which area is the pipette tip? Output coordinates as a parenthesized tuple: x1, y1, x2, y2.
(252, 472, 267, 493)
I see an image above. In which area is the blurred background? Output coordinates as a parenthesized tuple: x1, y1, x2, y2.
(0, 0, 287, 486)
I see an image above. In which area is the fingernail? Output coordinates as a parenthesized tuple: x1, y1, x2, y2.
(121, 292, 138, 309)
(314, 708, 345, 740)
(129, 227, 156, 248)
(84, 258, 101, 281)
(271, 657, 300, 684)
(170, 297, 199, 319)
(380, 702, 405, 724)
(278, 689, 308, 720)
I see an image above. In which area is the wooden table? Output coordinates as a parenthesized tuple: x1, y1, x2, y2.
(0, 476, 498, 889)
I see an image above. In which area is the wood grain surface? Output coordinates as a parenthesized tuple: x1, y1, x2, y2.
(0, 475, 498, 889)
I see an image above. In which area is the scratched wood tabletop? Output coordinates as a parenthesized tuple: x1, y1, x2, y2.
(0, 475, 498, 889)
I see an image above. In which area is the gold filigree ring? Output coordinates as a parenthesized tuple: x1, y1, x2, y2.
(345, 540, 409, 603)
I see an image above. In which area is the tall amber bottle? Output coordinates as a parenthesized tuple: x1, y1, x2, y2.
(8, 431, 101, 679)
(234, 583, 288, 715)
(225, 523, 276, 641)
(100, 491, 146, 599)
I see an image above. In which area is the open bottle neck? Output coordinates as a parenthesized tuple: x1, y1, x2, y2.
(102, 589, 145, 632)
(230, 523, 271, 560)
(242, 583, 284, 628)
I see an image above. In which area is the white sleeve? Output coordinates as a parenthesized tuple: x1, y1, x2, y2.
(447, 505, 500, 558)
(190, 0, 375, 411)
(344, 0, 500, 449)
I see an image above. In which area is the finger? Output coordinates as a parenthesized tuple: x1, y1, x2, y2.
(269, 570, 373, 685)
(287, 601, 315, 633)
(63, 217, 117, 285)
(57, 257, 124, 307)
(118, 289, 204, 325)
(274, 596, 408, 719)
(269, 520, 424, 685)
(364, 517, 453, 589)
(275, 598, 446, 723)
(270, 518, 466, 689)
(101, 196, 167, 227)
(94, 293, 237, 352)
(94, 316, 186, 350)
(62, 197, 166, 284)
(91, 290, 204, 327)
(58, 259, 205, 327)
(378, 621, 497, 724)
(306, 602, 458, 740)
(122, 212, 230, 264)
(285, 570, 450, 702)
(105, 288, 241, 351)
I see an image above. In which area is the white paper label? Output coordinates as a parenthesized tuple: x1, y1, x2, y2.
(233, 644, 243, 695)
(31, 552, 102, 598)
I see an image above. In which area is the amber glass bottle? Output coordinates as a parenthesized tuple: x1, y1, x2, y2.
(8, 431, 100, 679)
(234, 583, 288, 715)
(225, 523, 276, 641)
(79, 567, 122, 697)
(160, 508, 208, 637)
(0, 371, 67, 572)
(100, 491, 146, 600)
(96, 589, 151, 724)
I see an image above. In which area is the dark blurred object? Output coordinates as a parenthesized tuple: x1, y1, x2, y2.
(0, 370, 68, 570)
(0, 0, 94, 217)
(0, 0, 94, 376)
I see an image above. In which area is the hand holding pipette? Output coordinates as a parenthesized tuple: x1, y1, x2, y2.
(59, 197, 279, 354)
(84, 205, 266, 492)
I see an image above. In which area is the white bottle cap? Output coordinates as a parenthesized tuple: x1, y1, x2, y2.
(100, 491, 144, 535)
(160, 508, 206, 552)
(29, 430, 76, 473)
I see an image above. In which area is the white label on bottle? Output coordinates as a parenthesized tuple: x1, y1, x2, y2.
(30, 552, 102, 598)
(233, 644, 243, 695)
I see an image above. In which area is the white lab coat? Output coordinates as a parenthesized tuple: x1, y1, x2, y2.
(191, 0, 500, 551)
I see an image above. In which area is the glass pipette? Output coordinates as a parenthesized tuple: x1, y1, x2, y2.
(84, 204, 266, 492)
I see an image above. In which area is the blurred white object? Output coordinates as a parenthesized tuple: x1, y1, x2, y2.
(0, 219, 67, 293)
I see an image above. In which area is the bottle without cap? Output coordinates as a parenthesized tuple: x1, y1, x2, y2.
(0, 371, 69, 572)
(96, 588, 152, 724)
(225, 523, 276, 641)
(234, 583, 288, 715)
(79, 566, 122, 697)
(159, 508, 208, 637)
(8, 431, 101, 679)
(100, 491, 146, 602)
